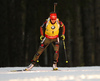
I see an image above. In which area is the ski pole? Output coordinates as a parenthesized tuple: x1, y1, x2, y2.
(63, 40, 68, 63)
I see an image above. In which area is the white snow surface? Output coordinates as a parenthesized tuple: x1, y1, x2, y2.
(0, 66, 100, 81)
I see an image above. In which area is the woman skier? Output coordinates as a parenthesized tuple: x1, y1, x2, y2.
(25, 12, 65, 71)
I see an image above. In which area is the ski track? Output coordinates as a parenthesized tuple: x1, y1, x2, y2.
(0, 66, 100, 81)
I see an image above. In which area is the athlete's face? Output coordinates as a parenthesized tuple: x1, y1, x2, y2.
(51, 19, 56, 24)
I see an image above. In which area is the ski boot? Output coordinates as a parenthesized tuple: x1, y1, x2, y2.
(24, 63, 34, 71)
(53, 63, 58, 70)
(24, 61, 36, 71)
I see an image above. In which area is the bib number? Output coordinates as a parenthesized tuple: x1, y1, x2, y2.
(52, 31, 54, 34)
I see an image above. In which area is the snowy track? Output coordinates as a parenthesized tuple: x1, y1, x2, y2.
(0, 66, 100, 81)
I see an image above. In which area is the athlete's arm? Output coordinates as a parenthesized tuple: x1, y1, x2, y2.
(59, 21, 65, 35)
(40, 21, 47, 36)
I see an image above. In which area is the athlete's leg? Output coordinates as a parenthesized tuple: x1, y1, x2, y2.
(32, 37, 50, 63)
(52, 38, 59, 70)
(25, 37, 50, 71)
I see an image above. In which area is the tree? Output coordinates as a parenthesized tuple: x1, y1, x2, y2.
(0, 0, 8, 66)
(72, 0, 83, 66)
(94, 0, 100, 65)
(81, 0, 94, 66)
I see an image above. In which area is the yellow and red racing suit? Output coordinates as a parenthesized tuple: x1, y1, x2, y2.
(40, 19, 65, 39)
(31, 18, 65, 65)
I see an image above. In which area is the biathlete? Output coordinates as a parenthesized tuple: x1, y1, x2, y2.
(25, 12, 65, 71)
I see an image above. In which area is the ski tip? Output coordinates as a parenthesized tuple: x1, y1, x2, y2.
(10, 70, 24, 72)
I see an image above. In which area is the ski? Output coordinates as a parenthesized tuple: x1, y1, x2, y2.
(10, 69, 61, 72)
(11, 70, 26, 72)
(52, 69, 61, 71)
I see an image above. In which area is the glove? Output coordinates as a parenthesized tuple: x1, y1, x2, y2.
(40, 35, 44, 40)
(61, 35, 65, 40)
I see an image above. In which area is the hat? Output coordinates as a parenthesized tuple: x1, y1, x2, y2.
(50, 12, 57, 20)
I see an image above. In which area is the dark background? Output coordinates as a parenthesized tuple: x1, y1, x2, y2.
(0, 0, 100, 67)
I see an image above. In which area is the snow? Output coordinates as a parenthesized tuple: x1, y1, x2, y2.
(0, 66, 100, 81)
